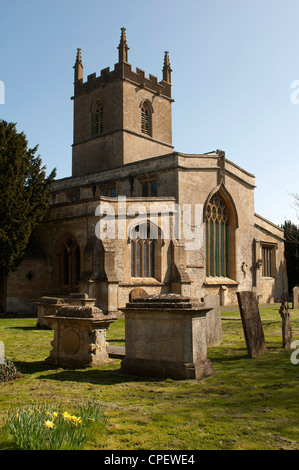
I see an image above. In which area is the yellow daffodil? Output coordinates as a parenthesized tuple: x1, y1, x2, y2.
(46, 411, 58, 419)
(44, 420, 54, 429)
(72, 416, 82, 425)
(62, 411, 82, 425)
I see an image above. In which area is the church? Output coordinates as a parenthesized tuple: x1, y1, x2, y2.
(6, 28, 288, 315)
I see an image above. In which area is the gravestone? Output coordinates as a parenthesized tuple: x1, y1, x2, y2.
(292, 286, 299, 310)
(129, 288, 148, 302)
(237, 291, 267, 358)
(220, 286, 228, 306)
(36, 297, 66, 328)
(204, 294, 222, 347)
(120, 293, 214, 380)
(44, 305, 117, 368)
(36, 294, 97, 328)
(279, 299, 292, 349)
(64, 293, 96, 307)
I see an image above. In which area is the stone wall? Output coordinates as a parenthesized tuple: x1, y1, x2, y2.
(253, 214, 288, 303)
(6, 258, 47, 314)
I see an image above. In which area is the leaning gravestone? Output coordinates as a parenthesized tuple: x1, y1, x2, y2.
(237, 291, 267, 358)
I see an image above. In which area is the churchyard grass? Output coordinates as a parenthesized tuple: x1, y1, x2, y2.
(0, 305, 298, 450)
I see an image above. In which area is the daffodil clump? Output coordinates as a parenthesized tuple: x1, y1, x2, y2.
(2, 400, 108, 450)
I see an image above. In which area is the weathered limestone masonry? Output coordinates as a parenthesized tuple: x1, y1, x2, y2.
(279, 299, 292, 349)
(5, 27, 288, 316)
(253, 215, 288, 304)
(45, 305, 117, 368)
(120, 293, 215, 380)
(204, 293, 222, 347)
(36, 296, 65, 328)
(36, 293, 96, 328)
(72, 27, 173, 176)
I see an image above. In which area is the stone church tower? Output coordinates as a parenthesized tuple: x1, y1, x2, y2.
(72, 28, 174, 176)
(4, 28, 288, 315)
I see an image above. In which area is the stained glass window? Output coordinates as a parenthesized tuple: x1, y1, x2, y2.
(206, 193, 230, 277)
(130, 223, 155, 278)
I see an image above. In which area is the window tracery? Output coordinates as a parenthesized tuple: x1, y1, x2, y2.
(206, 193, 230, 277)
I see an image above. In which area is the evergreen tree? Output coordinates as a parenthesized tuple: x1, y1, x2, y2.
(283, 220, 299, 292)
(0, 120, 56, 310)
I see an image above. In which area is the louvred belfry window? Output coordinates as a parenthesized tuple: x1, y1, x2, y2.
(141, 102, 152, 136)
(206, 193, 230, 277)
(94, 102, 103, 135)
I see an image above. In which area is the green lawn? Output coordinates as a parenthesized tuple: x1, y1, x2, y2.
(0, 304, 298, 450)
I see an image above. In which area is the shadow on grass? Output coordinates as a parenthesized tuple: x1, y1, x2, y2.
(13, 360, 165, 385)
(108, 339, 125, 344)
(41, 368, 160, 385)
(6, 326, 43, 331)
(211, 354, 249, 363)
(14, 360, 60, 374)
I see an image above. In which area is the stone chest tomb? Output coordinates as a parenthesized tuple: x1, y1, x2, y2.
(45, 305, 117, 368)
(120, 293, 215, 380)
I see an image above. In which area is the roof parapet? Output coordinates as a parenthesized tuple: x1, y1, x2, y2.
(73, 28, 172, 100)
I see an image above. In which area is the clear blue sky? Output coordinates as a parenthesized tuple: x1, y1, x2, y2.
(1, 0, 299, 226)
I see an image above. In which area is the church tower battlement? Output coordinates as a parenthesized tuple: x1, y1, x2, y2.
(72, 28, 174, 177)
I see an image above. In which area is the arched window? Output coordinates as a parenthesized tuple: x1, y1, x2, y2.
(141, 101, 152, 136)
(130, 223, 156, 278)
(63, 246, 70, 286)
(59, 237, 81, 289)
(205, 193, 230, 277)
(93, 101, 104, 136)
